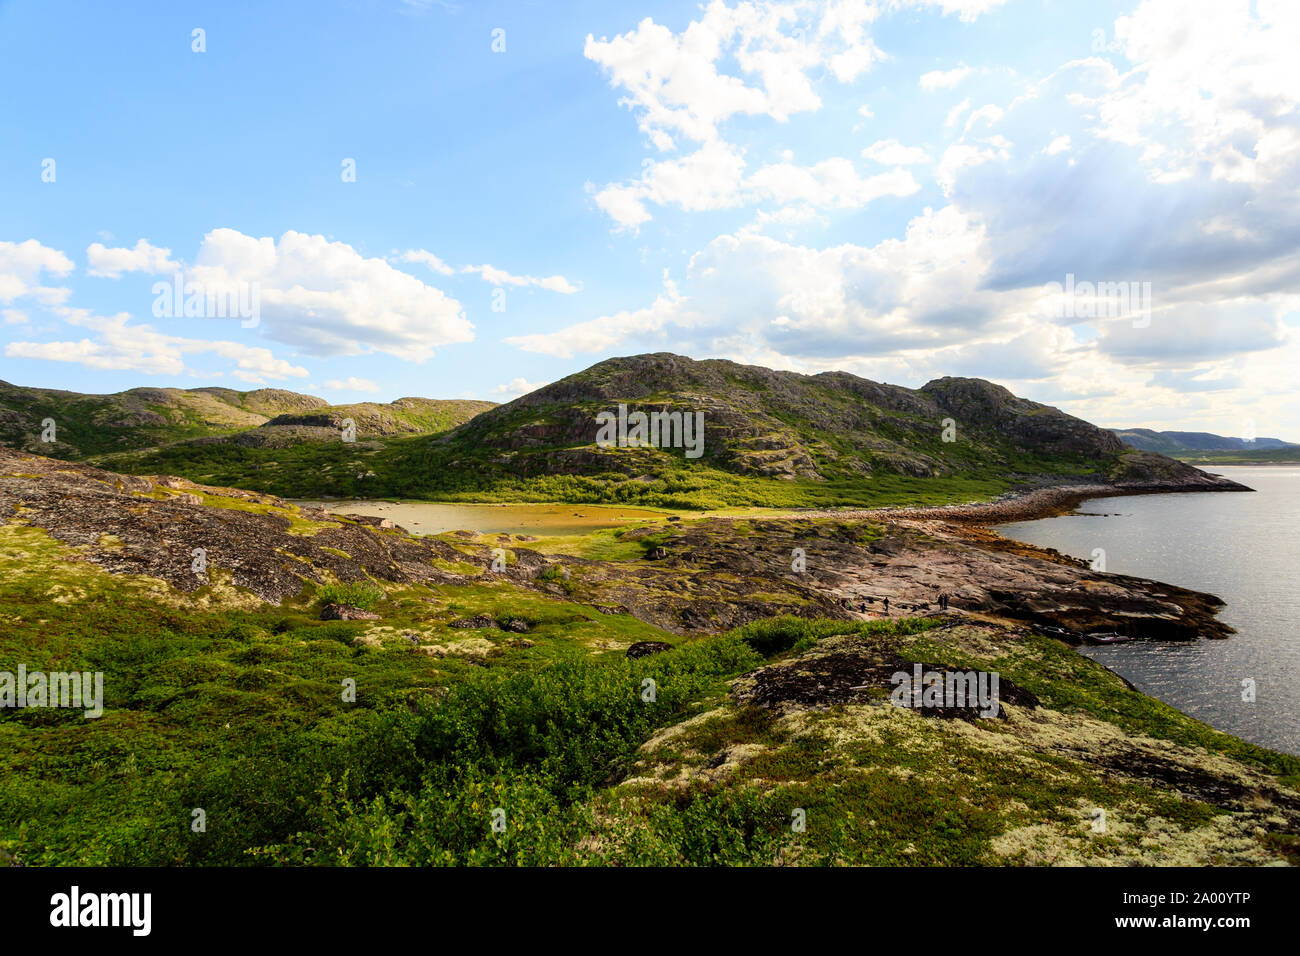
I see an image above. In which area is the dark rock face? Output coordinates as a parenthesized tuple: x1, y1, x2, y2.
(732, 641, 1041, 720)
(547, 513, 1235, 642)
(450, 615, 497, 629)
(625, 641, 674, 659)
(448, 615, 530, 633)
(321, 603, 380, 621)
(0, 447, 543, 605)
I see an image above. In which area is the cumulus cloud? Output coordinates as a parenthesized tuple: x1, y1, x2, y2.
(583, 0, 981, 227)
(492, 377, 549, 398)
(1043, 134, 1071, 156)
(508, 205, 997, 360)
(1093, 0, 1300, 186)
(583, 1, 884, 150)
(402, 248, 581, 291)
(919, 64, 972, 91)
(944, 97, 972, 128)
(5, 306, 309, 380)
(186, 229, 474, 360)
(461, 264, 580, 293)
(0, 239, 74, 305)
(86, 239, 179, 278)
(506, 278, 687, 358)
(400, 249, 456, 276)
(322, 377, 381, 393)
(595, 142, 921, 228)
(862, 139, 933, 165)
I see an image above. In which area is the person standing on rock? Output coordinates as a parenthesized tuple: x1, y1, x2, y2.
(883, 597, 889, 615)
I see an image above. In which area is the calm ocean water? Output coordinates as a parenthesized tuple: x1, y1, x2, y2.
(997, 465, 1300, 755)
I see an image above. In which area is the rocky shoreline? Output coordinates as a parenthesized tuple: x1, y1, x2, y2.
(0, 445, 1250, 648)
(789, 473, 1253, 526)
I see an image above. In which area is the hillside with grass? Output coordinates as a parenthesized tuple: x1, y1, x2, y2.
(1, 445, 1294, 866)
(0, 379, 493, 475)
(68, 353, 1237, 510)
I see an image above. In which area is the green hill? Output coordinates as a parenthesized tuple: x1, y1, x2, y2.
(0, 379, 494, 476)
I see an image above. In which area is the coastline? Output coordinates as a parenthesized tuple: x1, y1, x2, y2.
(789, 476, 1254, 527)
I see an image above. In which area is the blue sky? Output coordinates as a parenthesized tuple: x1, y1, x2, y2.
(2, 0, 1297, 437)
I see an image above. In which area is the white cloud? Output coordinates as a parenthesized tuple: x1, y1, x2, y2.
(748, 157, 921, 207)
(402, 248, 581, 291)
(461, 264, 581, 293)
(400, 248, 456, 276)
(919, 64, 972, 91)
(936, 140, 1011, 195)
(584, 2, 1014, 229)
(0, 239, 74, 305)
(1043, 134, 1071, 156)
(1090, 0, 1300, 186)
(862, 139, 933, 165)
(322, 376, 380, 393)
(583, 1, 884, 149)
(6, 306, 309, 380)
(963, 103, 1004, 132)
(492, 377, 549, 398)
(944, 97, 972, 128)
(506, 278, 687, 358)
(508, 205, 996, 360)
(905, 0, 1009, 23)
(187, 229, 474, 360)
(584, 1, 901, 226)
(595, 141, 920, 226)
(594, 140, 750, 228)
(86, 239, 179, 278)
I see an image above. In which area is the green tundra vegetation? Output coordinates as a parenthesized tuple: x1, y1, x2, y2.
(0, 379, 492, 463)
(2, 517, 1297, 866)
(2, 356, 1287, 866)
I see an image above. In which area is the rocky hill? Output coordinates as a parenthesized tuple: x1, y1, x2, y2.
(423, 353, 1225, 491)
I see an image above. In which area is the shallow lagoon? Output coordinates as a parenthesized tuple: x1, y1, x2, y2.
(292, 499, 670, 537)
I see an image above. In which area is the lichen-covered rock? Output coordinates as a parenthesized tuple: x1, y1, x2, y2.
(321, 603, 380, 621)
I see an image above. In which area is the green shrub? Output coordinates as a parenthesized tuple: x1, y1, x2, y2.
(318, 581, 384, 610)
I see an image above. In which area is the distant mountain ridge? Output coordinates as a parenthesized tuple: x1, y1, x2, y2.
(1111, 427, 1297, 455)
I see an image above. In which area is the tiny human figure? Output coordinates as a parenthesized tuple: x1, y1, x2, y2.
(938, 592, 950, 611)
(883, 597, 889, 614)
